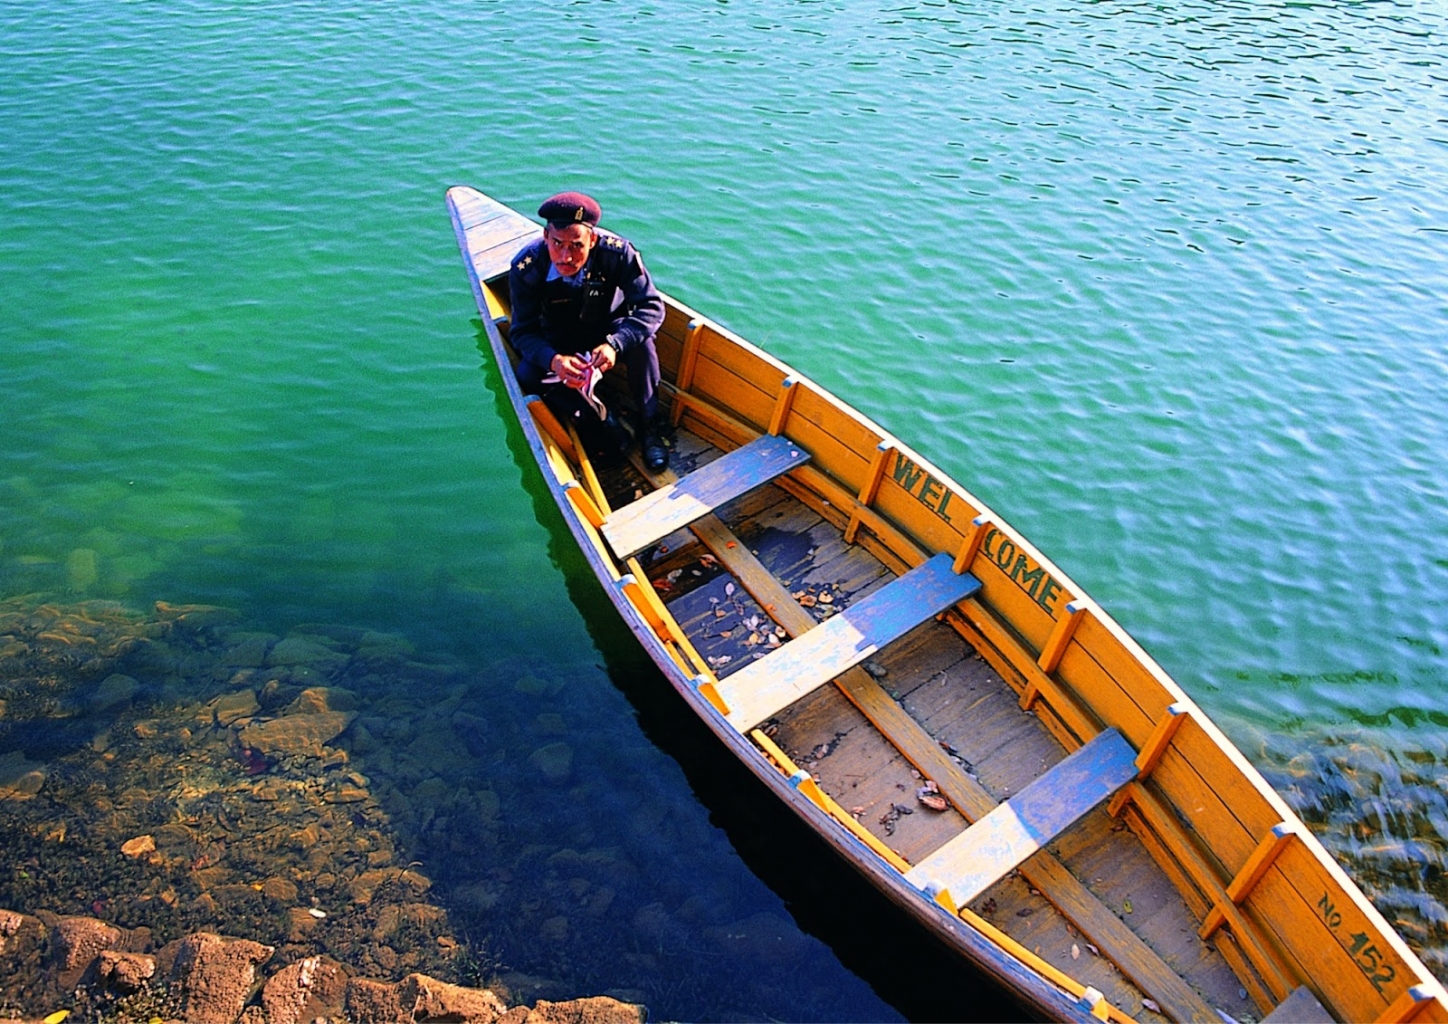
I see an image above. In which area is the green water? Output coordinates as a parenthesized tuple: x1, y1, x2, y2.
(4, 0, 1447, 1015)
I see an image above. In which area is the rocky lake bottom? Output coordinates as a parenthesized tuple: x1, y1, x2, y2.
(1, 592, 1445, 1021)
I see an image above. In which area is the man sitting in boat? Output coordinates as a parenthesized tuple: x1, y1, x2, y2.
(509, 191, 670, 472)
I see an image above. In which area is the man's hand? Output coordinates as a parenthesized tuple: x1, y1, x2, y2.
(589, 341, 617, 374)
(551, 352, 593, 390)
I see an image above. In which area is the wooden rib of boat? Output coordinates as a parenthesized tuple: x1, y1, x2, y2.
(446, 185, 1446, 1024)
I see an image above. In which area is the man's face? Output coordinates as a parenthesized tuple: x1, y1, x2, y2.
(544, 223, 596, 277)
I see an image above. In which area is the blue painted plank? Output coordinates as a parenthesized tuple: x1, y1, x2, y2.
(905, 729, 1138, 905)
(601, 434, 811, 558)
(717, 552, 982, 730)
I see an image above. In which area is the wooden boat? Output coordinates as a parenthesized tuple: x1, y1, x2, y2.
(446, 185, 1446, 1023)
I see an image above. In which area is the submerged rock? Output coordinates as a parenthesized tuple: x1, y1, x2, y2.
(168, 932, 274, 1024)
(0, 751, 46, 801)
(528, 742, 574, 784)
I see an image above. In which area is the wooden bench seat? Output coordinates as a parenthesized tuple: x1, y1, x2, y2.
(904, 728, 1137, 908)
(601, 434, 811, 559)
(715, 552, 981, 731)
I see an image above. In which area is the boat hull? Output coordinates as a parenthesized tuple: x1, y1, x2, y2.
(447, 185, 1447, 1024)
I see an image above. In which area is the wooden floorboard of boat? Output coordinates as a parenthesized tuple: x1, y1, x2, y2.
(618, 427, 1234, 1023)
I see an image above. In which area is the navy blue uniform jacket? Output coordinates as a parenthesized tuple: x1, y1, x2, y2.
(507, 230, 666, 380)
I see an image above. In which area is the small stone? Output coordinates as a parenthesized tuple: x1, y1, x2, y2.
(91, 673, 140, 710)
(268, 637, 347, 670)
(97, 949, 157, 992)
(324, 783, 369, 803)
(261, 877, 298, 902)
(514, 673, 563, 696)
(399, 973, 507, 1022)
(529, 997, 647, 1024)
(121, 834, 157, 858)
(528, 742, 574, 783)
(238, 710, 355, 758)
(0, 750, 46, 801)
(212, 688, 260, 726)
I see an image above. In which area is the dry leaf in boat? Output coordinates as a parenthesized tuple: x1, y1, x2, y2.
(1142, 999, 1160, 1013)
(700, 554, 718, 568)
(725, 582, 736, 596)
(818, 590, 834, 604)
(745, 632, 761, 646)
(666, 569, 683, 583)
(850, 806, 866, 817)
(1086, 943, 1099, 956)
(1123, 897, 1133, 914)
(714, 607, 727, 619)
(720, 630, 732, 639)
(1071, 943, 1080, 960)
(767, 633, 781, 648)
(798, 594, 817, 607)
(918, 792, 948, 812)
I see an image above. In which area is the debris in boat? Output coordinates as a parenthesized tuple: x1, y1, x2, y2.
(1123, 897, 1134, 914)
(699, 554, 719, 568)
(766, 633, 781, 648)
(707, 654, 732, 666)
(863, 661, 888, 679)
(719, 630, 732, 639)
(1071, 943, 1080, 960)
(916, 780, 948, 812)
(879, 802, 914, 836)
(714, 607, 727, 619)
(979, 897, 997, 916)
(811, 733, 846, 760)
(1087, 943, 1099, 956)
(849, 806, 866, 818)
(1142, 998, 1160, 1013)
(725, 582, 736, 596)
(795, 592, 817, 608)
(817, 591, 834, 604)
(666, 569, 684, 584)
(761, 720, 780, 737)
(745, 632, 761, 646)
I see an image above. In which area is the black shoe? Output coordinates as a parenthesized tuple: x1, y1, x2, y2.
(641, 429, 669, 473)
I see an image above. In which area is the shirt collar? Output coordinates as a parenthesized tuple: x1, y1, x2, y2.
(546, 262, 584, 285)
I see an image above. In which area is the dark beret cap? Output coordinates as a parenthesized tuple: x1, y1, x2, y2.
(538, 191, 601, 227)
